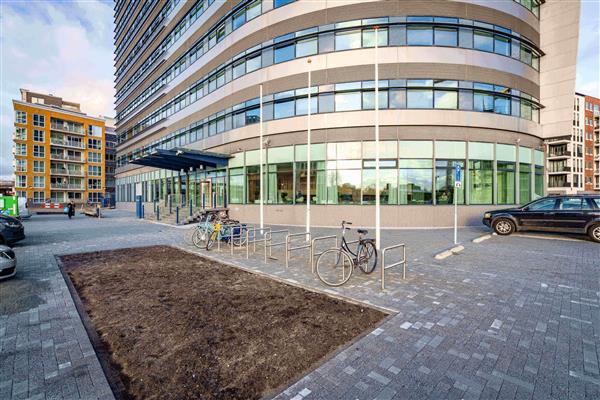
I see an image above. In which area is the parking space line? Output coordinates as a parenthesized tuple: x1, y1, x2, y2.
(512, 233, 588, 243)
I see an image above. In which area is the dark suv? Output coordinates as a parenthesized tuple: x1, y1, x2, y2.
(482, 195, 600, 243)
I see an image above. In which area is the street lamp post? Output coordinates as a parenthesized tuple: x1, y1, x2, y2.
(306, 59, 312, 236)
(375, 27, 381, 251)
(259, 84, 264, 229)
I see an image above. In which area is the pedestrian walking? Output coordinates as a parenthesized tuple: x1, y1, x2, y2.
(67, 200, 75, 219)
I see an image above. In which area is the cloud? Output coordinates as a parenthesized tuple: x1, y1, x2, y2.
(0, 0, 115, 179)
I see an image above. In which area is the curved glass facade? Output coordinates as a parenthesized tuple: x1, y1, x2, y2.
(116, 141, 545, 208)
(117, 78, 540, 167)
(116, 15, 541, 132)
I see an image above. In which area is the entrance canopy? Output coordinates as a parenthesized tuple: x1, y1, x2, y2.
(130, 148, 230, 171)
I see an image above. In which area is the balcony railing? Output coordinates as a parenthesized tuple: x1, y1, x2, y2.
(548, 166, 571, 173)
(50, 183, 85, 190)
(49, 154, 85, 162)
(548, 151, 571, 158)
(50, 168, 84, 176)
(50, 137, 86, 149)
(13, 133, 27, 141)
(50, 122, 84, 135)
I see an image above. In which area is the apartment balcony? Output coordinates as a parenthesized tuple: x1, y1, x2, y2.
(50, 138, 86, 149)
(547, 152, 571, 160)
(50, 123, 85, 136)
(49, 154, 85, 163)
(50, 183, 85, 190)
(50, 168, 85, 177)
(546, 138, 571, 145)
(12, 133, 27, 141)
(548, 167, 571, 175)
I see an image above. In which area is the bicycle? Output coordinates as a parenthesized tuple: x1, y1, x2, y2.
(205, 218, 247, 250)
(190, 214, 216, 248)
(315, 221, 378, 286)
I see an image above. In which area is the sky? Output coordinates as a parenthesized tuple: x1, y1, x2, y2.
(0, 0, 599, 180)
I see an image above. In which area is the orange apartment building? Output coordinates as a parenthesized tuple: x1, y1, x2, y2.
(12, 89, 106, 205)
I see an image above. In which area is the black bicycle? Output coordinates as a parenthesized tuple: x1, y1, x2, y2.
(316, 221, 378, 286)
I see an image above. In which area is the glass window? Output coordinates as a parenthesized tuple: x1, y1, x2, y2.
(558, 198, 590, 210)
(497, 144, 516, 162)
(295, 96, 317, 116)
(33, 114, 45, 127)
(468, 142, 493, 160)
(274, 0, 294, 8)
(473, 30, 493, 52)
(434, 27, 457, 46)
(363, 141, 397, 158)
(295, 143, 326, 161)
(435, 160, 465, 204)
(267, 163, 294, 204)
(246, 54, 261, 72)
(335, 30, 361, 50)
(407, 90, 433, 108)
(295, 161, 326, 204)
(362, 169, 397, 204)
(246, 166, 261, 203)
(336, 169, 361, 204)
(389, 89, 406, 109)
(399, 161, 433, 204)
(15, 111, 26, 124)
(590, 198, 600, 209)
(434, 90, 457, 109)
(528, 198, 557, 211)
(399, 141, 433, 158)
(362, 28, 388, 47)
(232, 9, 246, 30)
(318, 93, 334, 113)
(435, 141, 465, 159)
(494, 35, 510, 56)
(296, 37, 317, 57)
(274, 43, 295, 63)
(274, 100, 295, 119)
(497, 161, 515, 204)
(474, 92, 494, 112)
(246, 0, 261, 20)
(335, 91, 362, 111)
(33, 129, 44, 142)
(494, 96, 510, 115)
(362, 91, 388, 109)
(407, 25, 433, 45)
(519, 163, 531, 204)
(469, 160, 493, 204)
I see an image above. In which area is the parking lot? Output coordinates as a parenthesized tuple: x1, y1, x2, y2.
(1, 210, 599, 399)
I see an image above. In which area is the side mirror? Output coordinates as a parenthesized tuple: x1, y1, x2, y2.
(522, 206, 529, 211)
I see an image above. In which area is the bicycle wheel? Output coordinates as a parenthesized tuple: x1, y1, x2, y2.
(184, 227, 196, 245)
(357, 240, 378, 274)
(316, 249, 354, 287)
(206, 230, 218, 250)
(193, 227, 210, 248)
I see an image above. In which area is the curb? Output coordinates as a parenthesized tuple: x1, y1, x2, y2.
(434, 245, 464, 260)
(472, 234, 492, 243)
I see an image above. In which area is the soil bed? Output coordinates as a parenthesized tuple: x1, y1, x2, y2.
(60, 246, 386, 400)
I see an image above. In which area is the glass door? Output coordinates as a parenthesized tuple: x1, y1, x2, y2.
(200, 180, 211, 208)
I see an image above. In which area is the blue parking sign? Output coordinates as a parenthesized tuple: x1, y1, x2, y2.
(454, 164, 461, 182)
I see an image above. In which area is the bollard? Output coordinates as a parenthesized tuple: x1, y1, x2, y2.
(202, 193, 206, 210)
(176, 207, 179, 225)
(156, 206, 160, 221)
(142, 204, 145, 219)
(189, 199, 193, 217)
(169, 195, 172, 214)
(154, 199, 157, 214)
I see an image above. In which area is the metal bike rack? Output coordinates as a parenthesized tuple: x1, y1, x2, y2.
(310, 235, 338, 273)
(285, 232, 311, 268)
(216, 223, 238, 252)
(381, 243, 407, 290)
(228, 223, 244, 256)
(245, 227, 271, 259)
(264, 229, 289, 263)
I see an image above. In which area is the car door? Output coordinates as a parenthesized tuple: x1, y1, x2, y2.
(551, 197, 591, 232)
(517, 198, 559, 230)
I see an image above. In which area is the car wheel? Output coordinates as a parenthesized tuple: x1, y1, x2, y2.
(588, 224, 600, 243)
(493, 218, 515, 236)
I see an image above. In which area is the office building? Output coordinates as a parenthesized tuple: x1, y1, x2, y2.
(114, 0, 581, 226)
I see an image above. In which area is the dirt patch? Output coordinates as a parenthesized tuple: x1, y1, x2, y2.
(60, 246, 386, 400)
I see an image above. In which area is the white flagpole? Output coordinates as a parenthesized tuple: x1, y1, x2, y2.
(306, 59, 312, 237)
(375, 27, 381, 251)
(259, 84, 264, 229)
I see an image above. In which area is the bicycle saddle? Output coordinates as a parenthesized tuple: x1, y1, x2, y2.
(357, 229, 368, 235)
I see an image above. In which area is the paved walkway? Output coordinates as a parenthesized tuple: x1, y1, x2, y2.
(1, 210, 599, 399)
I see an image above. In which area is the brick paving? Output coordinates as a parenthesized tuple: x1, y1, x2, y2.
(1, 210, 599, 399)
